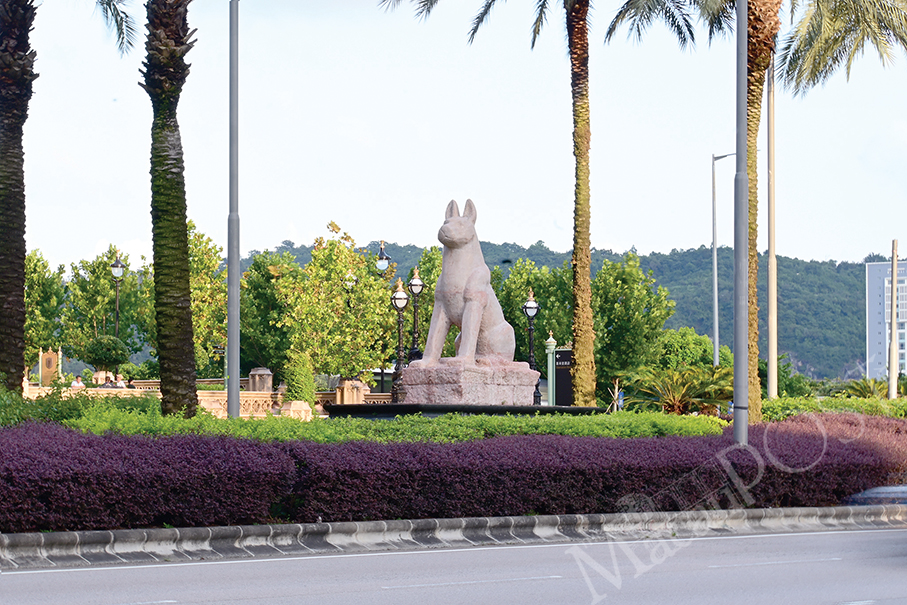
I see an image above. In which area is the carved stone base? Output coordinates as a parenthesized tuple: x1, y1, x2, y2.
(399, 360, 540, 406)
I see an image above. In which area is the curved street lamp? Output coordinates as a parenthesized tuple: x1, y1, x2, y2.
(521, 289, 541, 405)
(390, 279, 409, 403)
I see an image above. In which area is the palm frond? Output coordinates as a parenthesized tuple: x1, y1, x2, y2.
(468, 0, 500, 44)
(605, 0, 696, 48)
(379, 0, 442, 20)
(779, 0, 907, 94)
(96, 0, 137, 55)
(531, 0, 551, 48)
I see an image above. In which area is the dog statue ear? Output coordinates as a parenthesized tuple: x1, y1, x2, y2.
(445, 199, 460, 220)
(463, 199, 477, 224)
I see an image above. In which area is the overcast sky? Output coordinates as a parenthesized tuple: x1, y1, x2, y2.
(23, 0, 907, 272)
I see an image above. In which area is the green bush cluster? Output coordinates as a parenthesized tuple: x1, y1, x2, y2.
(762, 396, 907, 422)
(0, 384, 161, 426)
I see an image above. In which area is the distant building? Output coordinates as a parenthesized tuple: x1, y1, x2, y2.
(866, 261, 907, 379)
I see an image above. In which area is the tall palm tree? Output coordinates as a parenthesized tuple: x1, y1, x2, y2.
(0, 0, 133, 394)
(139, 0, 197, 417)
(382, 0, 693, 406)
(609, 0, 907, 422)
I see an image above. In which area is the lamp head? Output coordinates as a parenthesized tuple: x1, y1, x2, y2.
(521, 288, 540, 319)
(391, 278, 409, 311)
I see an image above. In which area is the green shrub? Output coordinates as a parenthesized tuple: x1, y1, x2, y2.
(83, 336, 130, 373)
(762, 396, 907, 422)
(284, 349, 315, 403)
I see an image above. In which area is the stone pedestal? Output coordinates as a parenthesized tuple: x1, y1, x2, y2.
(336, 378, 370, 405)
(399, 361, 540, 406)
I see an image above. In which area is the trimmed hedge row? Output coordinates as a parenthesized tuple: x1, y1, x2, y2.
(762, 396, 907, 422)
(61, 406, 727, 443)
(2, 413, 905, 532)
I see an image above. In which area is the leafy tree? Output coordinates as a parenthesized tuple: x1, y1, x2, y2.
(656, 326, 732, 370)
(277, 225, 395, 381)
(62, 246, 153, 360)
(240, 250, 301, 383)
(758, 354, 813, 398)
(283, 348, 315, 403)
(141, 0, 197, 416)
(592, 253, 675, 404)
(83, 335, 130, 374)
(187, 221, 227, 378)
(0, 0, 134, 393)
(494, 258, 572, 375)
(24, 250, 65, 367)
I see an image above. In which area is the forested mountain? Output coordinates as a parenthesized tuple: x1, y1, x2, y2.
(243, 240, 868, 380)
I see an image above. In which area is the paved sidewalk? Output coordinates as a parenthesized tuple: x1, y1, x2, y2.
(2, 504, 906, 570)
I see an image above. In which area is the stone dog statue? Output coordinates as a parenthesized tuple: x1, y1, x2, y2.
(412, 199, 516, 367)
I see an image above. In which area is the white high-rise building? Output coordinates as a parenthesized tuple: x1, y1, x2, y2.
(866, 261, 907, 379)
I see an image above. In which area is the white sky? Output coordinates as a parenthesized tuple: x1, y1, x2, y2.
(23, 0, 907, 272)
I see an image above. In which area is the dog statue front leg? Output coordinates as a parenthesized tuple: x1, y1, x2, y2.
(455, 299, 483, 364)
(413, 304, 450, 367)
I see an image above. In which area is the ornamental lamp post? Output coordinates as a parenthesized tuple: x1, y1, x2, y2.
(545, 331, 557, 406)
(521, 289, 541, 405)
(110, 256, 126, 340)
(376, 242, 393, 392)
(408, 267, 424, 361)
(110, 255, 126, 380)
(390, 278, 409, 403)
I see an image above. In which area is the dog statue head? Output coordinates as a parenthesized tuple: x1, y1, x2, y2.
(438, 199, 478, 250)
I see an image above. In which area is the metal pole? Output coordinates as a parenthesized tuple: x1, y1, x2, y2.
(409, 294, 421, 361)
(114, 280, 120, 340)
(889, 240, 899, 399)
(733, 0, 749, 444)
(227, 0, 241, 418)
(767, 54, 778, 400)
(712, 152, 734, 367)
(393, 308, 406, 403)
(528, 317, 541, 405)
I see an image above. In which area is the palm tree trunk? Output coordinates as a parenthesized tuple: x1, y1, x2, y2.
(0, 0, 37, 395)
(141, 0, 197, 416)
(566, 0, 597, 407)
(745, 0, 783, 422)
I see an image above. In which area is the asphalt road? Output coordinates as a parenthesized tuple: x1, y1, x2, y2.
(3, 528, 907, 605)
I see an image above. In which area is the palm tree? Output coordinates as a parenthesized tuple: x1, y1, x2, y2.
(381, 0, 693, 406)
(139, 0, 198, 417)
(608, 0, 907, 422)
(0, 0, 133, 394)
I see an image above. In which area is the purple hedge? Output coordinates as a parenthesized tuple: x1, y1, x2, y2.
(1, 413, 905, 532)
(0, 423, 295, 533)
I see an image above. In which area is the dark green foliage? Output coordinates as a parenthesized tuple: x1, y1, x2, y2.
(283, 348, 315, 403)
(239, 251, 299, 382)
(83, 336, 130, 372)
(758, 354, 814, 398)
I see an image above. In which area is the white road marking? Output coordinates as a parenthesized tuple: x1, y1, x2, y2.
(381, 575, 563, 590)
(708, 557, 842, 569)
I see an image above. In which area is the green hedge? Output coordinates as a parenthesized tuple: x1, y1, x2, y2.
(57, 402, 726, 443)
(762, 396, 907, 422)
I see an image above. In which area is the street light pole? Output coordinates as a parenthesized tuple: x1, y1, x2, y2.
(110, 256, 125, 379)
(733, 0, 750, 444)
(390, 279, 409, 403)
(408, 268, 424, 362)
(712, 152, 734, 367)
(227, 0, 240, 418)
(521, 289, 541, 405)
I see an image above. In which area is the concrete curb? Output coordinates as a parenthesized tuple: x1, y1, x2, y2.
(2, 505, 906, 570)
